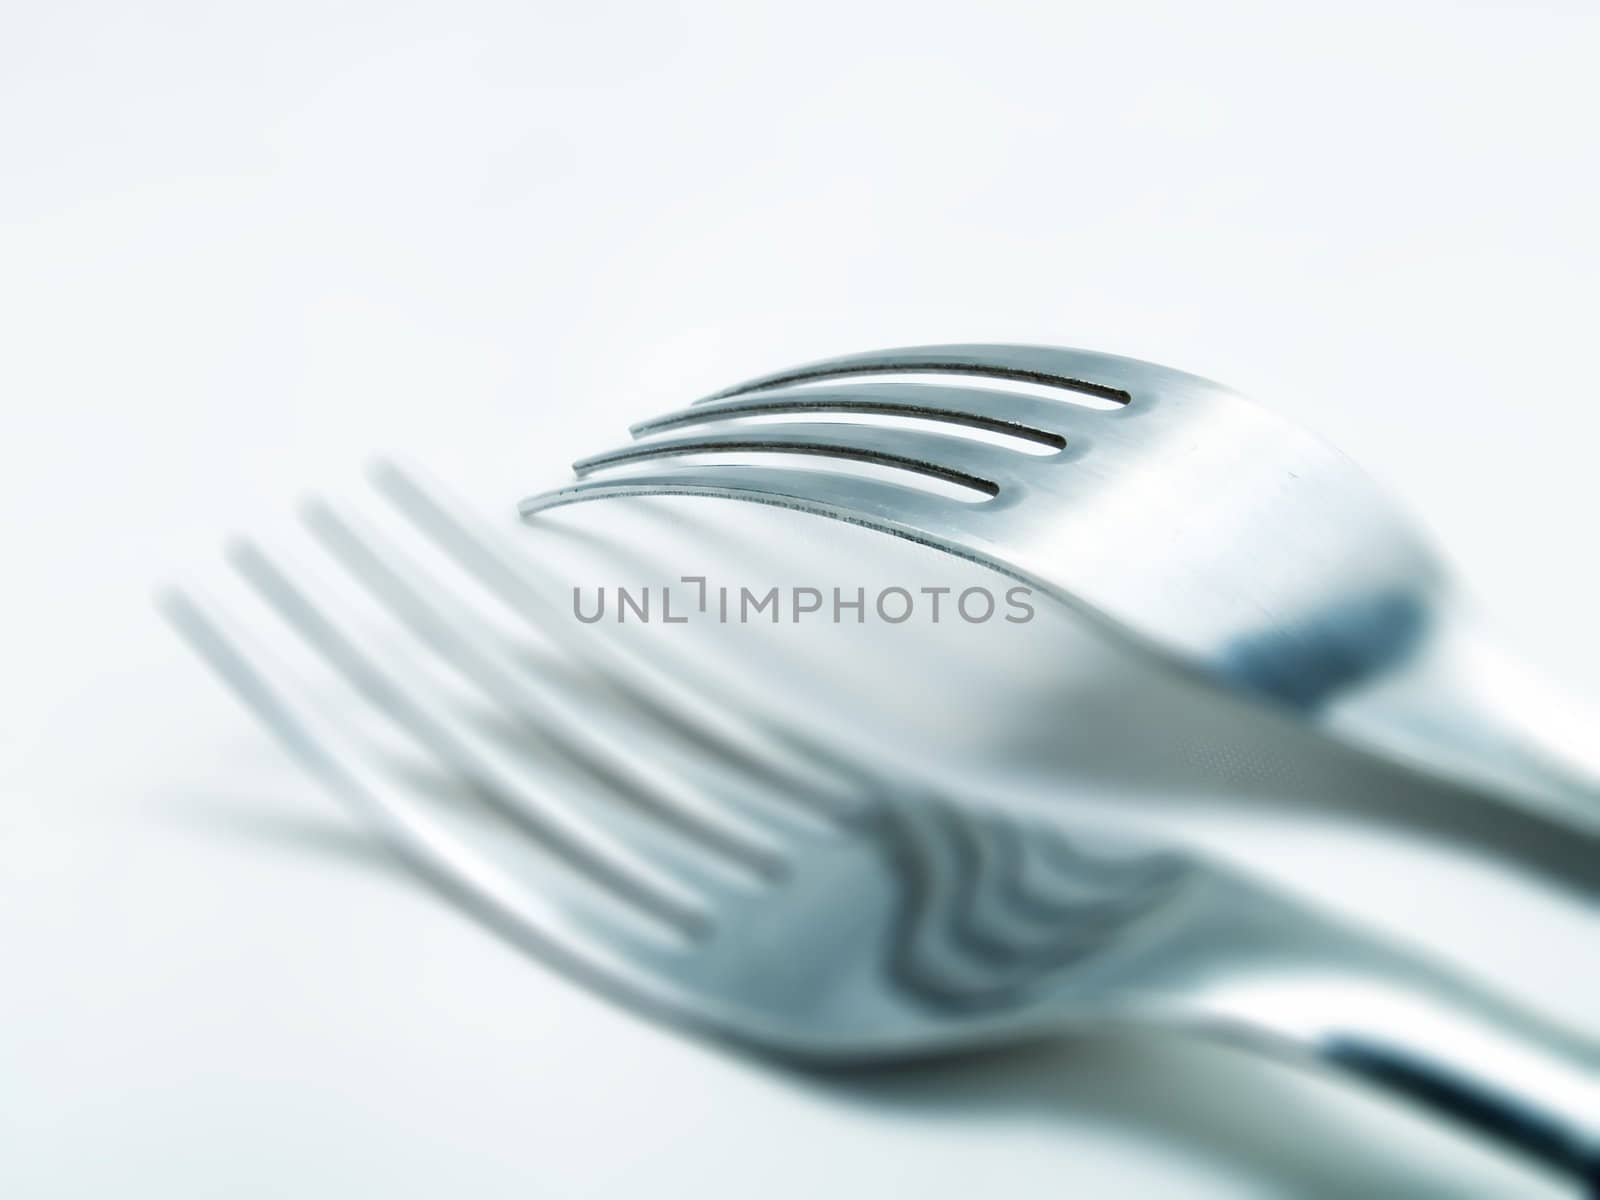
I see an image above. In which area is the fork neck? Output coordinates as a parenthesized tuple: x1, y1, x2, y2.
(1320, 592, 1600, 837)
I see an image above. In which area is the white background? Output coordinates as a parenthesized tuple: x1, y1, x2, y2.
(3, 2, 1599, 1196)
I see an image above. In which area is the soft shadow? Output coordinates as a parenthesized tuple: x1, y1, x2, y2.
(788, 1035, 1559, 1200)
(156, 789, 396, 875)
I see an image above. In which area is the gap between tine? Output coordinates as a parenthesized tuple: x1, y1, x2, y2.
(630, 383, 1072, 448)
(572, 424, 1006, 499)
(371, 459, 879, 817)
(698, 344, 1136, 407)
(224, 537, 716, 940)
(298, 497, 789, 882)
(157, 587, 704, 965)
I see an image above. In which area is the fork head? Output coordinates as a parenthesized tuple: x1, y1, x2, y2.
(522, 344, 1444, 713)
(161, 470, 1600, 1181)
(160, 466, 1246, 1062)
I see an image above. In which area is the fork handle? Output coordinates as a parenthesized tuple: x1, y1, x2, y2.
(1324, 595, 1600, 837)
(1343, 984, 1600, 1192)
(1193, 937, 1600, 1190)
(1325, 1028, 1600, 1194)
(1322, 991, 1600, 1191)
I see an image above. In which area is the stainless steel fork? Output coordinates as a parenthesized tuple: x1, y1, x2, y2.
(161, 468, 1600, 1188)
(521, 344, 1600, 835)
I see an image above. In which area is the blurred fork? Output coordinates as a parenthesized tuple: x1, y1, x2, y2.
(521, 344, 1600, 836)
(159, 474, 1599, 1188)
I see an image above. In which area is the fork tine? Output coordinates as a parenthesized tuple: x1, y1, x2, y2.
(225, 538, 715, 938)
(157, 587, 702, 998)
(574, 422, 1024, 499)
(631, 382, 1076, 446)
(519, 464, 1025, 592)
(372, 460, 877, 816)
(700, 344, 1155, 406)
(299, 498, 790, 880)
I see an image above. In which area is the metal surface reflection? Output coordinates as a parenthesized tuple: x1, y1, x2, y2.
(164, 465, 1600, 1188)
(524, 344, 1600, 833)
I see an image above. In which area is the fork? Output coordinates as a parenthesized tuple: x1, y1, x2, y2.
(160, 471, 1600, 1188)
(520, 343, 1600, 836)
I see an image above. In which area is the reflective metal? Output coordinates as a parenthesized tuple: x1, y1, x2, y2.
(522, 344, 1600, 833)
(163, 467, 1599, 1184)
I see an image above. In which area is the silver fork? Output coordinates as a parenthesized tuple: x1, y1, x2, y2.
(160, 473, 1600, 1187)
(520, 343, 1600, 835)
